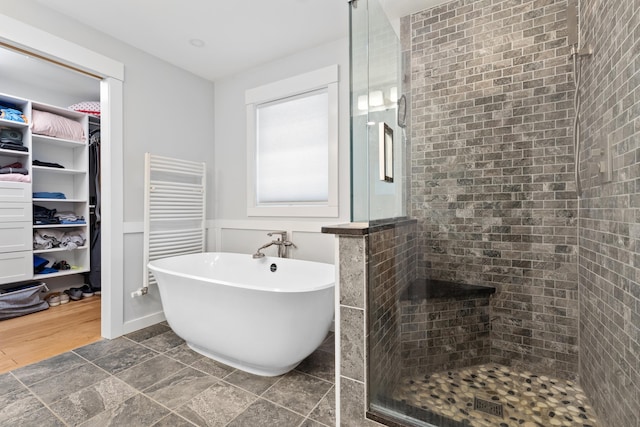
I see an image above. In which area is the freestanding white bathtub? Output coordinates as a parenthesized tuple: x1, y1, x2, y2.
(148, 252, 335, 376)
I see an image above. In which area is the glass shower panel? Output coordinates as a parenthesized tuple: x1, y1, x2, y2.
(350, 0, 370, 222)
(366, 0, 405, 222)
(350, 0, 420, 424)
(350, 0, 406, 223)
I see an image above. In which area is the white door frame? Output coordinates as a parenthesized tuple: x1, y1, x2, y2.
(0, 14, 125, 338)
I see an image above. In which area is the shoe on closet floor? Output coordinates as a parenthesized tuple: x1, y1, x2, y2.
(45, 293, 61, 307)
(80, 285, 94, 297)
(64, 288, 83, 301)
(59, 293, 70, 304)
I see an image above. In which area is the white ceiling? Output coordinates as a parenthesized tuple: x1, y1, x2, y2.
(36, 0, 451, 82)
(1, 0, 451, 99)
(38, 0, 350, 82)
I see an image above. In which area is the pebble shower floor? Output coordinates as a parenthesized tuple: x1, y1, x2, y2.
(391, 363, 601, 427)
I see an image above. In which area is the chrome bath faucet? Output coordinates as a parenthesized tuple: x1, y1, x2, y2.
(252, 231, 296, 259)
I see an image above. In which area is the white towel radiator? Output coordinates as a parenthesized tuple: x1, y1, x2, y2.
(135, 153, 206, 297)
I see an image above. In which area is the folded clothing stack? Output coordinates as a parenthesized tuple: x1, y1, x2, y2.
(33, 159, 65, 169)
(0, 161, 30, 182)
(33, 191, 66, 199)
(0, 161, 28, 175)
(0, 122, 27, 153)
(34, 229, 86, 250)
(33, 205, 60, 225)
(0, 103, 28, 123)
(33, 255, 81, 275)
(33, 255, 57, 274)
(55, 211, 86, 225)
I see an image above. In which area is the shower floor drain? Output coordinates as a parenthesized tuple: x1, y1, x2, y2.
(473, 397, 503, 418)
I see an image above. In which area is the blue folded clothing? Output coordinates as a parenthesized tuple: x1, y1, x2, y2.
(33, 192, 66, 199)
(0, 107, 27, 123)
(33, 254, 49, 273)
(59, 219, 86, 225)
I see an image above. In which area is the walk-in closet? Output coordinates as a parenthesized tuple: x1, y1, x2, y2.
(0, 46, 102, 372)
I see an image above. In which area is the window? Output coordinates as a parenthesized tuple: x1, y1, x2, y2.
(246, 65, 339, 217)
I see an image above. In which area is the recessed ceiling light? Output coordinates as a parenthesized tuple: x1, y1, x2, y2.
(189, 38, 205, 48)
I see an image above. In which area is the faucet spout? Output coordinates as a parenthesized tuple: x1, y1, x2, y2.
(252, 241, 275, 259)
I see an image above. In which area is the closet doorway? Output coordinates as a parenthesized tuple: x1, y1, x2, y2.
(0, 45, 103, 372)
(0, 16, 125, 367)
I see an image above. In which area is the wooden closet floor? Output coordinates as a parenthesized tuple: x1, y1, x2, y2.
(0, 295, 101, 374)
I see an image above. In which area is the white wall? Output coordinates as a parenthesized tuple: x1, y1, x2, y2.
(212, 38, 350, 262)
(1, 2, 215, 332)
(1, 3, 349, 334)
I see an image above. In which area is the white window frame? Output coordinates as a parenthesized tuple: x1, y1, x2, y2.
(245, 65, 339, 217)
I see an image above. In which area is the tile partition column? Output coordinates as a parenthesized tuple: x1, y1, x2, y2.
(323, 220, 417, 426)
(324, 223, 383, 426)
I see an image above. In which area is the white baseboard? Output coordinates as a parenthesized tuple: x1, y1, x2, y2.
(122, 311, 166, 335)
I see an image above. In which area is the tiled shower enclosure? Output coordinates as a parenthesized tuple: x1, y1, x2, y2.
(346, 0, 640, 426)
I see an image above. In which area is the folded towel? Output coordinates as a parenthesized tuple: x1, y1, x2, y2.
(33, 192, 66, 199)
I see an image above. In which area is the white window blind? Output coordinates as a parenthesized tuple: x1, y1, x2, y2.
(256, 89, 329, 204)
(245, 64, 339, 217)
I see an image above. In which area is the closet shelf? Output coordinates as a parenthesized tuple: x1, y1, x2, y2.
(0, 118, 28, 128)
(31, 134, 85, 148)
(33, 245, 88, 254)
(32, 165, 85, 175)
(33, 224, 87, 229)
(32, 198, 87, 203)
(0, 147, 29, 157)
(34, 268, 89, 279)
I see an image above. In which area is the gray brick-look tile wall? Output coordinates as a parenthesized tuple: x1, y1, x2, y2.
(408, 0, 580, 380)
(579, 0, 640, 425)
(368, 223, 417, 399)
(400, 294, 491, 376)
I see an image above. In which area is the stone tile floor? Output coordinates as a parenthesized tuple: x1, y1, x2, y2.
(0, 323, 336, 426)
(391, 363, 601, 427)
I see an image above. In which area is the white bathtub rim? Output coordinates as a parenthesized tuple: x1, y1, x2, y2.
(148, 252, 335, 293)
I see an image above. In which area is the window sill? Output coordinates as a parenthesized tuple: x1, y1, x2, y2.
(247, 205, 338, 218)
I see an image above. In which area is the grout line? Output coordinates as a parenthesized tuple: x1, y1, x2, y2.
(10, 371, 72, 427)
(221, 394, 260, 427)
(303, 384, 335, 426)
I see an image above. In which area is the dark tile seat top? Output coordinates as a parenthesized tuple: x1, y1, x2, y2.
(400, 278, 496, 302)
